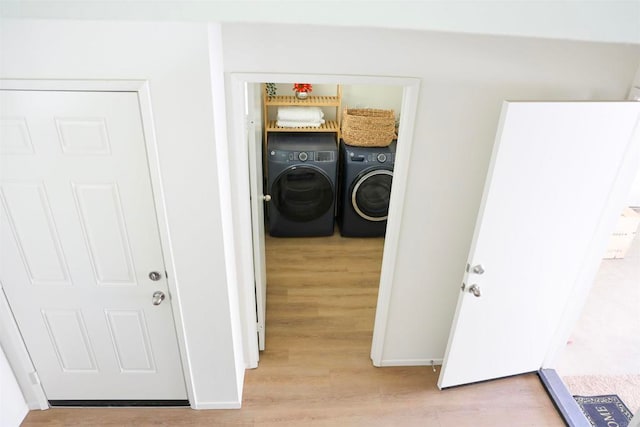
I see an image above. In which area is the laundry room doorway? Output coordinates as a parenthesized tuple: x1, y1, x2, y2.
(228, 73, 420, 369)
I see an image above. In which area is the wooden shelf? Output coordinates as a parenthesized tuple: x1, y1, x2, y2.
(263, 84, 342, 152)
(264, 95, 340, 107)
(266, 120, 340, 132)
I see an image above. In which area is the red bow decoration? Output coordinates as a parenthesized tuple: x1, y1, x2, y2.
(293, 83, 312, 93)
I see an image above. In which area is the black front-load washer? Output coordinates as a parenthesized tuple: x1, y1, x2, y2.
(338, 140, 396, 237)
(267, 133, 338, 237)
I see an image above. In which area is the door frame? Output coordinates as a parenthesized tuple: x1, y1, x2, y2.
(0, 79, 194, 408)
(227, 73, 420, 368)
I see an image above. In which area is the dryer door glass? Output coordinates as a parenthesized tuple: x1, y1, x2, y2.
(273, 166, 334, 222)
(352, 170, 393, 221)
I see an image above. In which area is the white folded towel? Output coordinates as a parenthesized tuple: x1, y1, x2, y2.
(276, 119, 325, 128)
(277, 107, 324, 122)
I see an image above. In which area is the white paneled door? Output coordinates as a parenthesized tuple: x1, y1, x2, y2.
(247, 83, 267, 351)
(0, 90, 187, 401)
(439, 102, 640, 388)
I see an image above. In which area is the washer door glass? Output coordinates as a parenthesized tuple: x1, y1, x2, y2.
(352, 169, 393, 221)
(272, 166, 334, 222)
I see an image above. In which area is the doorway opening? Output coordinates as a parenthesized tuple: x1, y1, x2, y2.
(259, 81, 401, 377)
(556, 204, 640, 415)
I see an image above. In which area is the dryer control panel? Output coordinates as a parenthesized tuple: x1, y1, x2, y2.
(270, 150, 336, 163)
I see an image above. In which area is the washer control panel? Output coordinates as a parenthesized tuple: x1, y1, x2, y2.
(348, 150, 394, 164)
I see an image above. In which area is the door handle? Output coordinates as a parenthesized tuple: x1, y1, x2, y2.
(467, 264, 485, 275)
(468, 284, 481, 297)
(152, 291, 166, 306)
(471, 264, 485, 274)
(262, 194, 271, 202)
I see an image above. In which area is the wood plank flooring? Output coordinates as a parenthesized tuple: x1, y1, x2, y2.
(21, 232, 564, 426)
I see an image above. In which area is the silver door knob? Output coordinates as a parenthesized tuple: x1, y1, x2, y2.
(262, 194, 271, 202)
(468, 284, 481, 297)
(149, 271, 162, 281)
(471, 264, 485, 274)
(152, 291, 166, 306)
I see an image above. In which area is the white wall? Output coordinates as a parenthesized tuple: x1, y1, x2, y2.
(0, 347, 28, 427)
(220, 23, 640, 365)
(0, 19, 244, 408)
(342, 85, 403, 116)
(629, 172, 640, 207)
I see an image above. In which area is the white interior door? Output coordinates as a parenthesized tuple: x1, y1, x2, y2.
(439, 101, 640, 388)
(247, 83, 268, 350)
(0, 90, 187, 401)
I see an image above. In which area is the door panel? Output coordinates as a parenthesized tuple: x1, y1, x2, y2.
(73, 183, 135, 284)
(1, 183, 70, 285)
(0, 90, 187, 400)
(439, 102, 640, 388)
(248, 83, 268, 351)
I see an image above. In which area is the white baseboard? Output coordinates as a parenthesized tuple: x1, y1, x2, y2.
(192, 401, 242, 410)
(376, 358, 443, 367)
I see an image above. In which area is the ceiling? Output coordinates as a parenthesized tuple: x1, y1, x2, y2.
(1, 0, 639, 45)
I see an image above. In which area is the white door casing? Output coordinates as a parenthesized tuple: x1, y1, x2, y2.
(0, 90, 188, 400)
(230, 73, 420, 367)
(439, 101, 640, 388)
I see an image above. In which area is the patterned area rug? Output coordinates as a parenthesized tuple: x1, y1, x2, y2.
(574, 395, 633, 427)
(563, 375, 640, 414)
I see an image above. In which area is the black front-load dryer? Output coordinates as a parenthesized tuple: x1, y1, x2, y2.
(267, 133, 338, 237)
(338, 140, 396, 237)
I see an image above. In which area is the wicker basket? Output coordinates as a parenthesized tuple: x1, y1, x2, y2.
(341, 108, 396, 147)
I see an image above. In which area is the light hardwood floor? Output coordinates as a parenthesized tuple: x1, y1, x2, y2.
(22, 232, 564, 426)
